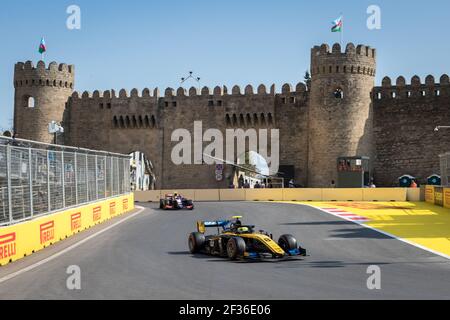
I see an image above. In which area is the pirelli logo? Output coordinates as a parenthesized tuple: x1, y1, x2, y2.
(123, 199, 128, 211)
(40, 221, 55, 244)
(93, 206, 102, 222)
(110, 202, 116, 216)
(0, 233, 17, 260)
(71, 212, 82, 231)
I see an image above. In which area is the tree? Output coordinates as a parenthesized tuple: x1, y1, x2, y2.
(2, 130, 12, 137)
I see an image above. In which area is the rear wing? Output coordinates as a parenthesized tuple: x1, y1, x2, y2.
(197, 220, 230, 233)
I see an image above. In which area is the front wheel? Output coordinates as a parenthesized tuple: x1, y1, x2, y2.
(226, 237, 246, 260)
(278, 234, 297, 252)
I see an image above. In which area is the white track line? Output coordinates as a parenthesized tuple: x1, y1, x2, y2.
(303, 204, 450, 261)
(0, 206, 146, 284)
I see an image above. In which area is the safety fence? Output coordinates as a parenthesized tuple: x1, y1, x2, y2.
(135, 188, 421, 203)
(0, 136, 131, 226)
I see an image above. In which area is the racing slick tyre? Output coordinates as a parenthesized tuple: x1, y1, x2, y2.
(278, 234, 298, 252)
(159, 200, 164, 209)
(226, 237, 246, 260)
(188, 232, 205, 254)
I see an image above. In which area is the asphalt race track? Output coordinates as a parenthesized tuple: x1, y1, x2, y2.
(0, 202, 449, 299)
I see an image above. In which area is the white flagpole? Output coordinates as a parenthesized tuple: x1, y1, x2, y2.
(340, 14, 344, 48)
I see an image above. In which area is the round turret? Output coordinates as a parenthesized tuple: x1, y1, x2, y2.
(13, 60, 75, 143)
(308, 43, 376, 187)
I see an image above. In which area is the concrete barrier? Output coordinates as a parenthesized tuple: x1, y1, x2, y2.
(160, 189, 196, 201)
(245, 189, 283, 201)
(135, 190, 160, 202)
(194, 189, 220, 201)
(322, 188, 364, 201)
(219, 189, 246, 201)
(406, 188, 421, 202)
(363, 188, 407, 201)
(282, 189, 323, 201)
(0, 193, 135, 266)
(133, 188, 421, 203)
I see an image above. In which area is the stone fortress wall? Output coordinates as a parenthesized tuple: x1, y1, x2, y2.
(13, 43, 450, 189)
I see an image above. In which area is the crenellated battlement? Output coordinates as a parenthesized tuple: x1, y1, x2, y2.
(373, 74, 450, 100)
(162, 82, 306, 99)
(311, 43, 376, 77)
(311, 43, 376, 58)
(14, 61, 75, 89)
(69, 82, 308, 106)
(71, 88, 161, 101)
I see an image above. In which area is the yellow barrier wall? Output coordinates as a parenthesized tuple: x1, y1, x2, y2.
(245, 189, 284, 201)
(425, 186, 435, 204)
(194, 189, 220, 201)
(444, 188, 450, 209)
(322, 188, 364, 201)
(0, 194, 134, 266)
(219, 189, 246, 201)
(362, 188, 407, 201)
(282, 189, 323, 201)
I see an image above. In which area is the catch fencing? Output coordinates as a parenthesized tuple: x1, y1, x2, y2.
(439, 152, 450, 186)
(0, 136, 130, 226)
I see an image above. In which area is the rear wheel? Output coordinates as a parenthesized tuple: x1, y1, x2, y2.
(278, 234, 297, 252)
(159, 200, 164, 209)
(226, 237, 246, 260)
(188, 232, 205, 253)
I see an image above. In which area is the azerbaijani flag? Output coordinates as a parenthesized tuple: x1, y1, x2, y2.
(331, 16, 343, 32)
(38, 37, 46, 54)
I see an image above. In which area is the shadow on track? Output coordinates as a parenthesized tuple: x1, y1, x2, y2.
(167, 251, 306, 264)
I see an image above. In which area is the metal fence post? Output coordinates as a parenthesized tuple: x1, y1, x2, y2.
(28, 148, 34, 218)
(74, 153, 78, 205)
(61, 151, 66, 208)
(110, 157, 114, 197)
(95, 155, 99, 200)
(85, 155, 89, 202)
(104, 156, 107, 199)
(6, 145, 13, 224)
(47, 150, 51, 212)
(116, 158, 120, 195)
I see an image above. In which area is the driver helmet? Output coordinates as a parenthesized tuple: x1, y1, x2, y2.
(237, 227, 249, 233)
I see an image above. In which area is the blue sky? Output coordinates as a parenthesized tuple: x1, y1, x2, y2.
(1, 0, 450, 130)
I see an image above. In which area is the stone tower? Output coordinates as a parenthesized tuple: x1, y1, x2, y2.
(14, 61, 75, 143)
(308, 43, 376, 187)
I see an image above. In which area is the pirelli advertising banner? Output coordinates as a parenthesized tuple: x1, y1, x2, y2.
(434, 187, 444, 207)
(444, 188, 450, 209)
(0, 193, 134, 266)
(425, 185, 435, 204)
